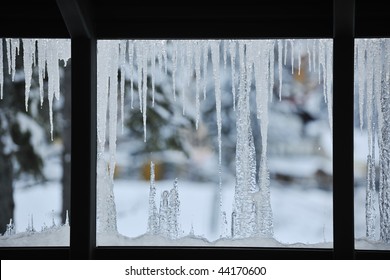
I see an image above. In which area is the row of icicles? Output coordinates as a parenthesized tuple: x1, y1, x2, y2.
(0, 38, 71, 140)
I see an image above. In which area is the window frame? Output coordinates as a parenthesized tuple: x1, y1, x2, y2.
(0, 0, 389, 260)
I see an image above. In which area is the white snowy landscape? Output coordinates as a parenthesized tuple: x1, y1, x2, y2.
(1, 38, 390, 251)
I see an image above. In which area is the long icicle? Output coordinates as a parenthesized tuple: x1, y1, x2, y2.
(128, 40, 135, 109)
(278, 40, 283, 101)
(194, 41, 201, 129)
(229, 40, 237, 110)
(119, 40, 127, 133)
(210, 40, 223, 233)
(22, 39, 33, 111)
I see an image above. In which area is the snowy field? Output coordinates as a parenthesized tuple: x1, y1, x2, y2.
(1, 157, 390, 250)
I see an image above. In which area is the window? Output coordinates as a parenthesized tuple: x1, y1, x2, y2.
(0, 38, 71, 247)
(96, 39, 333, 247)
(1, 0, 389, 259)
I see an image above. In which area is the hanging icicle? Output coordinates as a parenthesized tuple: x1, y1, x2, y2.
(119, 40, 127, 133)
(278, 40, 283, 101)
(194, 41, 202, 129)
(229, 40, 237, 110)
(210, 40, 223, 224)
(128, 41, 135, 109)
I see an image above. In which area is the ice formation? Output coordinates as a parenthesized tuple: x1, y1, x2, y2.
(0, 38, 71, 140)
(356, 39, 390, 243)
(147, 161, 180, 239)
(96, 39, 333, 240)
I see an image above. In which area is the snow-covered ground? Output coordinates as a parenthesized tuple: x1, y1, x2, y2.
(1, 174, 386, 249)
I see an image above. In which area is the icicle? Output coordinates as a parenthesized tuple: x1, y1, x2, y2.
(108, 41, 119, 180)
(298, 40, 302, 76)
(159, 190, 170, 237)
(364, 39, 376, 240)
(6, 39, 11, 75)
(284, 39, 288, 65)
(186, 40, 193, 88)
(233, 41, 258, 238)
(162, 40, 168, 74)
(210, 40, 222, 168)
(11, 38, 20, 81)
(142, 42, 148, 142)
(46, 41, 55, 140)
(194, 41, 201, 129)
(150, 41, 156, 107)
(37, 39, 47, 107)
(172, 41, 178, 101)
(229, 40, 236, 110)
(371, 39, 383, 241)
(136, 41, 143, 113)
(45, 40, 61, 140)
(96, 41, 118, 234)
(278, 40, 283, 101)
(32, 39, 37, 68)
(325, 40, 333, 131)
(223, 40, 228, 69)
(378, 40, 390, 243)
(128, 40, 135, 109)
(0, 39, 3, 99)
(203, 41, 209, 100)
(180, 43, 186, 115)
(148, 161, 159, 234)
(269, 41, 275, 102)
(357, 40, 366, 131)
(22, 39, 33, 111)
(253, 40, 273, 237)
(210, 40, 223, 233)
(319, 40, 327, 104)
(312, 39, 317, 75)
(307, 40, 312, 72)
(366, 153, 376, 240)
(168, 178, 180, 239)
(119, 40, 127, 133)
(97, 41, 110, 156)
(290, 39, 294, 74)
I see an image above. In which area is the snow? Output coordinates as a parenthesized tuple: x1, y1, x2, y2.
(0, 176, 387, 249)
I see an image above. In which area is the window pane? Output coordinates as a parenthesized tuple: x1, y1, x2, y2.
(97, 39, 333, 247)
(354, 39, 390, 250)
(0, 38, 71, 246)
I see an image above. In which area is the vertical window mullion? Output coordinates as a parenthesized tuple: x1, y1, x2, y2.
(333, 0, 355, 259)
(70, 37, 97, 259)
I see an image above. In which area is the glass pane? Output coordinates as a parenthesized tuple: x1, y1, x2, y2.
(0, 38, 71, 246)
(354, 39, 390, 250)
(97, 39, 333, 247)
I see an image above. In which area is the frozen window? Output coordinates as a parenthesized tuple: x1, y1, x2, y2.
(0, 38, 71, 246)
(96, 39, 333, 247)
(354, 39, 390, 250)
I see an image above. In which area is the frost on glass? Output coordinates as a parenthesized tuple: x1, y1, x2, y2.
(0, 38, 71, 246)
(355, 39, 390, 250)
(97, 39, 333, 247)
